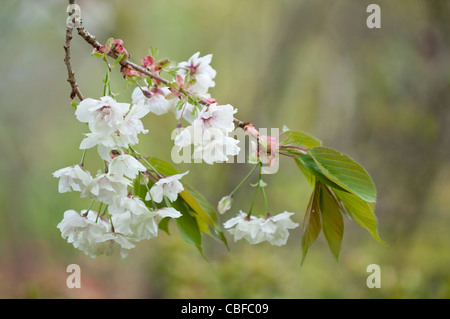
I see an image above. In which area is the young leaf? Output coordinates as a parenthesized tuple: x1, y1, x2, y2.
(280, 130, 322, 149)
(70, 101, 79, 110)
(111, 53, 125, 68)
(294, 157, 314, 187)
(179, 189, 211, 235)
(147, 157, 180, 176)
(308, 147, 377, 203)
(301, 182, 322, 265)
(320, 183, 344, 261)
(333, 188, 384, 243)
(297, 154, 347, 192)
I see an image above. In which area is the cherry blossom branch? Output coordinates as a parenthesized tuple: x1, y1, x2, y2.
(72, 12, 248, 131)
(65, 1, 273, 146)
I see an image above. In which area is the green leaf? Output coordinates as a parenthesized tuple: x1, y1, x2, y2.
(175, 99, 186, 111)
(133, 175, 151, 200)
(301, 182, 322, 265)
(297, 154, 347, 192)
(172, 199, 202, 247)
(91, 51, 104, 58)
(179, 189, 211, 235)
(319, 184, 344, 261)
(149, 46, 159, 59)
(295, 157, 315, 187)
(158, 217, 170, 235)
(333, 189, 384, 243)
(180, 183, 229, 250)
(308, 147, 377, 203)
(147, 157, 179, 176)
(280, 130, 322, 148)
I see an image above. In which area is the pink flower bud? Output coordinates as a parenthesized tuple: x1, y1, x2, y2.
(176, 75, 184, 86)
(141, 55, 155, 68)
(96, 45, 106, 54)
(112, 39, 124, 46)
(204, 98, 216, 104)
(244, 123, 259, 138)
(120, 65, 135, 78)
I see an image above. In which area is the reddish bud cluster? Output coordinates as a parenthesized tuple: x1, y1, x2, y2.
(120, 65, 139, 79)
(94, 38, 129, 58)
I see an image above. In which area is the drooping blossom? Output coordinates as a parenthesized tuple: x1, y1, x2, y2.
(223, 211, 265, 244)
(57, 209, 135, 259)
(223, 211, 299, 246)
(108, 154, 147, 180)
(83, 173, 131, 205)
(53, 165, 93, 193)
(147, 171, 189, 203)
(76, 97, 150, 161)
(109, 197, 182, 242)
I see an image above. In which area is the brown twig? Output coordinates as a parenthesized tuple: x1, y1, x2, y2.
(64, 22, 84, 100)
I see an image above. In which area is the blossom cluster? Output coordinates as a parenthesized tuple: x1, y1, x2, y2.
(53, 157, 187, 258)
(56, 49, 299, 258)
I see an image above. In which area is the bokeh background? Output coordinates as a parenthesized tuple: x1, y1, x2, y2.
(0, 0, 449, 298)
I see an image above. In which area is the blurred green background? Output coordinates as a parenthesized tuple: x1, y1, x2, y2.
(0, 0, 449, 298)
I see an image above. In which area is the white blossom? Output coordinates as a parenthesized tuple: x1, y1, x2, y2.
(75, 96, 130, 134)
(52, 165, 93, 193)
(259, 212, 299, 246)
(177, 52, 217, 96)
(154, 207, 182, 219)
(223, 211, 265, 244)
(117, 102, 150, 146)
(57, 209, 135, 259)
(108, 196, 152, 216)
(84, 173, 131, 205)
(131, 86, 175, 116)
(109, 196, 156, 241)
(110, 198, 182, 242)
(147, 171, 189, 203)
(108, 154, 146, 180)
(223, 211, 299, 246)
(192, 128, 240, 164)
(77, 98, 150, 161)
(174, 104, 240, 164)
(197, 103, 236, 133)
(110, 210, 158, 242)
(87, 231, 135, 259)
